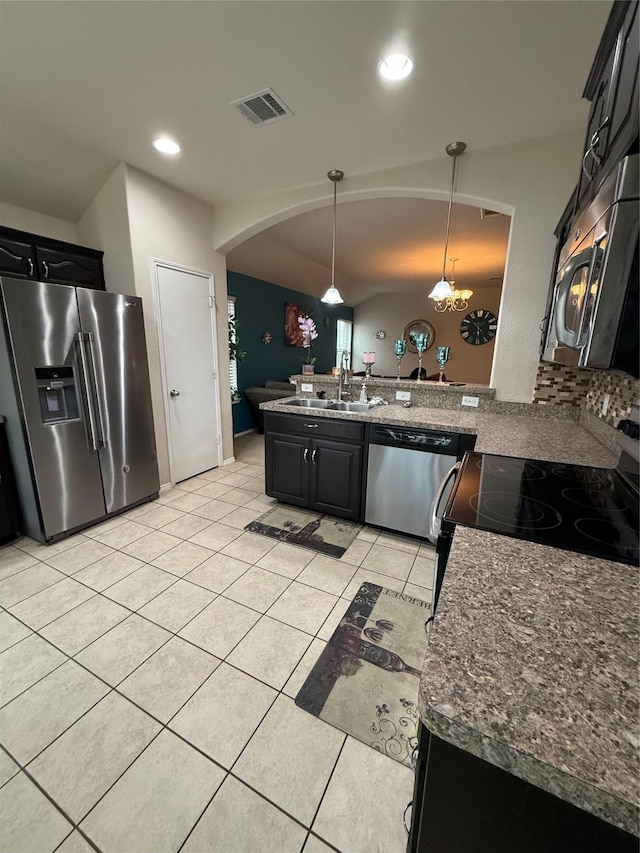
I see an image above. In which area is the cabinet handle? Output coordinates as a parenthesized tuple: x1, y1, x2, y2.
(27, 259, 34, 276)
(41, 260, 49, 278)
(582, 147, 596, 180)
(303, 448, 308, 464)
(403, 800, 413, 836)
(304, 423, 319, 428)
(312, 448, 317, 464)
(581, 117, 609, 179)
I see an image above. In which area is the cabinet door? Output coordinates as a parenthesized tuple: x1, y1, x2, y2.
(603, 0, 639, 172)
(575, 46, 616, 210)
(310, 438, 363, 521)
(35, 246, 105, 290)
(265, 432, 309, 506)
(0, 236, 37, 279)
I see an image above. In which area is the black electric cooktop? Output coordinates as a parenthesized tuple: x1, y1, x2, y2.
(444, 452, 639, 567)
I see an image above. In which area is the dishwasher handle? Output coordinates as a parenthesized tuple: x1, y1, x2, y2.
(429, 461, 461, 543)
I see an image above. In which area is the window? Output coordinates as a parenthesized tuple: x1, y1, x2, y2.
(335, 319, 352, 369)
(228, 296, 239, 399)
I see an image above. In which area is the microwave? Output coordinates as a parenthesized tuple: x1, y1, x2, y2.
(542, 154, 638, 377)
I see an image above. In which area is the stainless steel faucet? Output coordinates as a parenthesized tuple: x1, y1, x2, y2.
(337, 350, 350, 401)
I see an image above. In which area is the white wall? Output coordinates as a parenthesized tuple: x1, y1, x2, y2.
(0, 201, 78, 244)
(123, 166, 232, 484)
(77, 164, 135, 293)
(354, 287, 503, 383)
(212, 131, 584, 402)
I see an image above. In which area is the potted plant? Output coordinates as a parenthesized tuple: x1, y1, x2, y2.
(298, 315, 318, 374)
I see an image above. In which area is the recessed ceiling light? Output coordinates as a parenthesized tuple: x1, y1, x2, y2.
(378, 53, 414, 82)
(152, 137, 181, 155)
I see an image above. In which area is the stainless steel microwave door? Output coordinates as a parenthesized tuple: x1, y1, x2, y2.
(77, 288, 160, 513)
(0, 279, 105, 538)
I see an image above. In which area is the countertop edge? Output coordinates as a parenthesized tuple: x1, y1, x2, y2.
(418, 703, 639, 836)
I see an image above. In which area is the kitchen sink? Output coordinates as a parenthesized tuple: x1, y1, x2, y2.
(284, 398, 334, 408)
(328, 401, 380, 412)
(280, 398, 382, 413)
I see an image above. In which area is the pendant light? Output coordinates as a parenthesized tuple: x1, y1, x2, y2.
(321, 169, 345, 304)
(428, 141, 466, 301)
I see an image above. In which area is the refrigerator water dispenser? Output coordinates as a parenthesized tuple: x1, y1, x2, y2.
(35, 366, 79, 424)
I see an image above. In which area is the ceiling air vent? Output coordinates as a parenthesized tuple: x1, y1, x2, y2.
(480, 208, 503, 219)
(230, 89, 293, 126)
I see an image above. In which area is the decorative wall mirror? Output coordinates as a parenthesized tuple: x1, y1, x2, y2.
(403, 319, 436, 353)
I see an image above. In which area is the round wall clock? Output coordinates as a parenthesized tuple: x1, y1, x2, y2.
(460, 309, 498, 345)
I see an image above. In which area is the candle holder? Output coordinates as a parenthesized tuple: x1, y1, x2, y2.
(436, 346, 450, 383)
(393, 339, 406, 380)
(412, 333, 428, 381)
(363, 352, 376, 379)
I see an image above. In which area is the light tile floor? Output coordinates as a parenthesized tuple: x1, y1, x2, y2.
(0, 437, 435, 853)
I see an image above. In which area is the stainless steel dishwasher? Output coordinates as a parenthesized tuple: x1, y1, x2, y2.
(365, 424, 475, 540)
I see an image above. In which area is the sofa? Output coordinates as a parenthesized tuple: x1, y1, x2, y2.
(244, 380, 296, 432)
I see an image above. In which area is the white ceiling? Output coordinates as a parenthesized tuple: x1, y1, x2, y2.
(0, 0, 610, 303)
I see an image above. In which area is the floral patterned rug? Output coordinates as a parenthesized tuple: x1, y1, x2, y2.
(245, 506, 361, 558)
(295, 582, 430, 768)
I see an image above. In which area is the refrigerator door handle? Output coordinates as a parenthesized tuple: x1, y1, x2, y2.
(85, 332, 107, 448)
(76, 332, 101, 451)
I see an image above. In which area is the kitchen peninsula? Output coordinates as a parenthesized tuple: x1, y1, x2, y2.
(260, 389, 639, 848)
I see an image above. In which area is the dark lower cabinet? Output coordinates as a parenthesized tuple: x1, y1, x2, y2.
(310, 438, 362, 520)
(266, 433, 309, 507)
(409, 725, 637, 853)
(264, 413, 364, 521)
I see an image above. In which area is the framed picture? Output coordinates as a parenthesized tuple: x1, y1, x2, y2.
(284, 302, 308, 347)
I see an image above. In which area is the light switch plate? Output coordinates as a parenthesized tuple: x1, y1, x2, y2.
(396, 390, 411, 401)
(301, 383, 313, 392)
(461, 395, 480, 407)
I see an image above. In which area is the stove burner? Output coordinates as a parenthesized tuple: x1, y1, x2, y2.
(476, 457, 547, 481)
(561, 487, 630, 513)
(574, 518, 640, 555)
(551, 464, 615, 486)
(470, 492, 562, 530)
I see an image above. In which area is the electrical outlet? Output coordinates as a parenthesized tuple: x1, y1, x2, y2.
(461, 395, 480, 408)
(396, 390, 411, 401)
(602, 393, 610, 415)
(301, 383, 313, 392)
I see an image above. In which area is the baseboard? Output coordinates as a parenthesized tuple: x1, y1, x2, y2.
(234, 427, 258, 438)
(223, 456, 236, 466)
(159, 482, 173, 492)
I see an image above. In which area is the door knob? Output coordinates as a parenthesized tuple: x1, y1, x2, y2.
(170, 389, 180, 397)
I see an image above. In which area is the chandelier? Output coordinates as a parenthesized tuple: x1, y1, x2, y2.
(321, 170, 345, 304)
(428, 141, 466, 302)
(433, 258, 473, 312)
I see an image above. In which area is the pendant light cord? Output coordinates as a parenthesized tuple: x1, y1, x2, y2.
(331, 177, 337, 287)
(441, 152, 458, 280)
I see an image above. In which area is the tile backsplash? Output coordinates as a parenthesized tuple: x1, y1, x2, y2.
(534, 361, 639, 427)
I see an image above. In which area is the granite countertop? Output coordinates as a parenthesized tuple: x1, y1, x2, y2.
(420, 528, 639, 836)
(261, 398, 618, 467)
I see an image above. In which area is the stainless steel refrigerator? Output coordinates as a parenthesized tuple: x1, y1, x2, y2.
(0, 277, 160, 543)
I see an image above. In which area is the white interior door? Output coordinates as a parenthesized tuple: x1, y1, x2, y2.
(155, 263, 221, 483)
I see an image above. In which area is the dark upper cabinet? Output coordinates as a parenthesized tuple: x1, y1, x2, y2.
(0, 236, 37, 279)
(35, 246, 104, 289)
(603, 0, 639, 172)
(0, 226, 105, 291)
(575, 0, 639, 214)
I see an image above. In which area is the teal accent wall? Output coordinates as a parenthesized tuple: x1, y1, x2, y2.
(228, 271, 353, 434)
